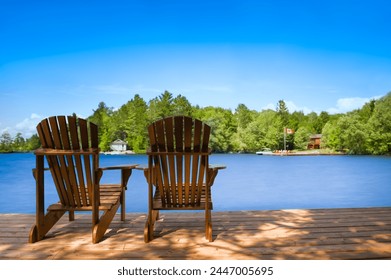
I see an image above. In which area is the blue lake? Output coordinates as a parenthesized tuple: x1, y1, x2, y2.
(0, 153, 390, 213)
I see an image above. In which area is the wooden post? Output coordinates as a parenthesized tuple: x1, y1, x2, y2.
(35, 155, 45, 241)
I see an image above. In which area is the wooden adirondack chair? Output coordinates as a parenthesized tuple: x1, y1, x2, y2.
(29, 116, 137, 244)
(142, 116, 225, 242)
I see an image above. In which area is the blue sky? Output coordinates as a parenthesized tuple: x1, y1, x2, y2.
(1, 0, 391, 137)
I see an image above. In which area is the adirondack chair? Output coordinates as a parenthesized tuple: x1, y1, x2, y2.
(141, 116, 225, 242)
(29, 116, 137, 243)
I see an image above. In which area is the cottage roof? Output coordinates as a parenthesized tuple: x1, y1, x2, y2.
(111, 139, 127, 145)
(310, 134, 322, 139)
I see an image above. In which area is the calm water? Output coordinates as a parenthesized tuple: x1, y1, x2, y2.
(0, 153, 390, 213)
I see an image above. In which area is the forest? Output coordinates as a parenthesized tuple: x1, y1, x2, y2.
(1, 91, 391, 155)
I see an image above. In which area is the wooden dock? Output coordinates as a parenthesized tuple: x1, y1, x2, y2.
(1, 207, 391, 260)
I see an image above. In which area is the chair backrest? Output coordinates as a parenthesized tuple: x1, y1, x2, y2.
(148, 116, 211, 207)
(36, 116, 99, 208)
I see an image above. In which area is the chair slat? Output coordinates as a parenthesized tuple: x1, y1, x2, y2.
(148, 122, 166, 205)
(58, 116, 83, 207)
(164, 118, 177, 205)
(53, 117, 75, 207)
(174, 116, 184, 204)
(202, 124, 211, 152)
(68, 116, 88, 206)
(191, 120, 203, 204)
(174, 116, 184, 152)
(89, 121, 99, 148)
(37, 119, 67, 205)
(156, 120, 171, 205)
(78, 118, 93, 198)
(183, 117, 193, 204)
(49, 117, 72, 206)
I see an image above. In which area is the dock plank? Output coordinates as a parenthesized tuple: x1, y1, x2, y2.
(0, 207, 390, 260)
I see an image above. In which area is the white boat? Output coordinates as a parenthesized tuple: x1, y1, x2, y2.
(256, 149, 273, 155)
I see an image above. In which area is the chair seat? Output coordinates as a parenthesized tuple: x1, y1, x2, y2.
(47, 184, 123, 211)
(152, 186, 213, 210)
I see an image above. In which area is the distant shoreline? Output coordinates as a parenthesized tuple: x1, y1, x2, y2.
(260, 151, 346, 156)
(1, 150, 390, 157)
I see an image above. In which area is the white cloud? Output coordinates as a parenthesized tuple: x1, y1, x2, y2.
(15, 113, 42, 138)
(262, 103, 276, 111)
(284, 101, 313, 115)
(327, 96, 382, 114)
(262, 101, 313, 114)
(261, 96, 383, 115)
(1, 127, 11, 135)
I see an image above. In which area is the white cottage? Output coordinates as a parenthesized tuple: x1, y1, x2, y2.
(110, 139, 127, 152)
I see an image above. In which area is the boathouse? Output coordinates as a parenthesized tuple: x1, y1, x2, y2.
(110, 139, 128, 152)
(308, 134, 322, 149)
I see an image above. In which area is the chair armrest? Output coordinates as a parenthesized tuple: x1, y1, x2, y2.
(31, 167, 50, 180)
(135, 164, 148, 171)
(208, 164, 226, 187)
(209, 164, 226, 170)
(136, 164, 225, 172)
(98, 164, 138, 190)
(35, 148, 99, 156)
(146, 150, 211, 156)
(99, 164, 138, 171)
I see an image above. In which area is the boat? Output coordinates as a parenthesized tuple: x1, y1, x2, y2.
(256, 148, 273, 155)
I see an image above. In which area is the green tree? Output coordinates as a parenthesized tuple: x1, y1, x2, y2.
(195, 106, 235, 152)
(172, 94, 193, 116)
(232, 104, 256, 152)
(25, 134, 41, 150)
(315, 111, 330, 133)
(13, 132, 25, 151)
(123, 94, 149, 153)
(367, 93, 391, 155)
(277, 100, 289, 126)
(148, 91, 175, 121)
(337, 113, 368, 154)
(289, 111, 306, 132)
(321, 120, 341, 150)
(242, 110, 282, 151)
(0, 132, 13, 152)
(305, 112, 319, 133)
(235, 104, 254, 129)
(358, 99, 376, 121)
(88, 102, 113, 151)
(294, 127, 311, 150)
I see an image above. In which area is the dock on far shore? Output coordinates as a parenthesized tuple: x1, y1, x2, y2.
(256, 150, 345, 156)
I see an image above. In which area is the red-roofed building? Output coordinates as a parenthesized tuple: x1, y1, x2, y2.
(308, 134, 322, 149)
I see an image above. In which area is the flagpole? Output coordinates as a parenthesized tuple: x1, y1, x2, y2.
(284, 127, 286, 151)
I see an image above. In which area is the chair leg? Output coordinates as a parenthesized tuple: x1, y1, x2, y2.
(92, 200, 120, 243)
(153, 210, 159, 222)
(144, 210, 159, 243)
(144, 216, 154, 243)
(121, 190, 126, 221)
(29, 210, 66, 243)
(120, 168, 131, 222)
(144, 220, 153, 243)
(69, 210, 75, 221)
(205, 209, 213, 242)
